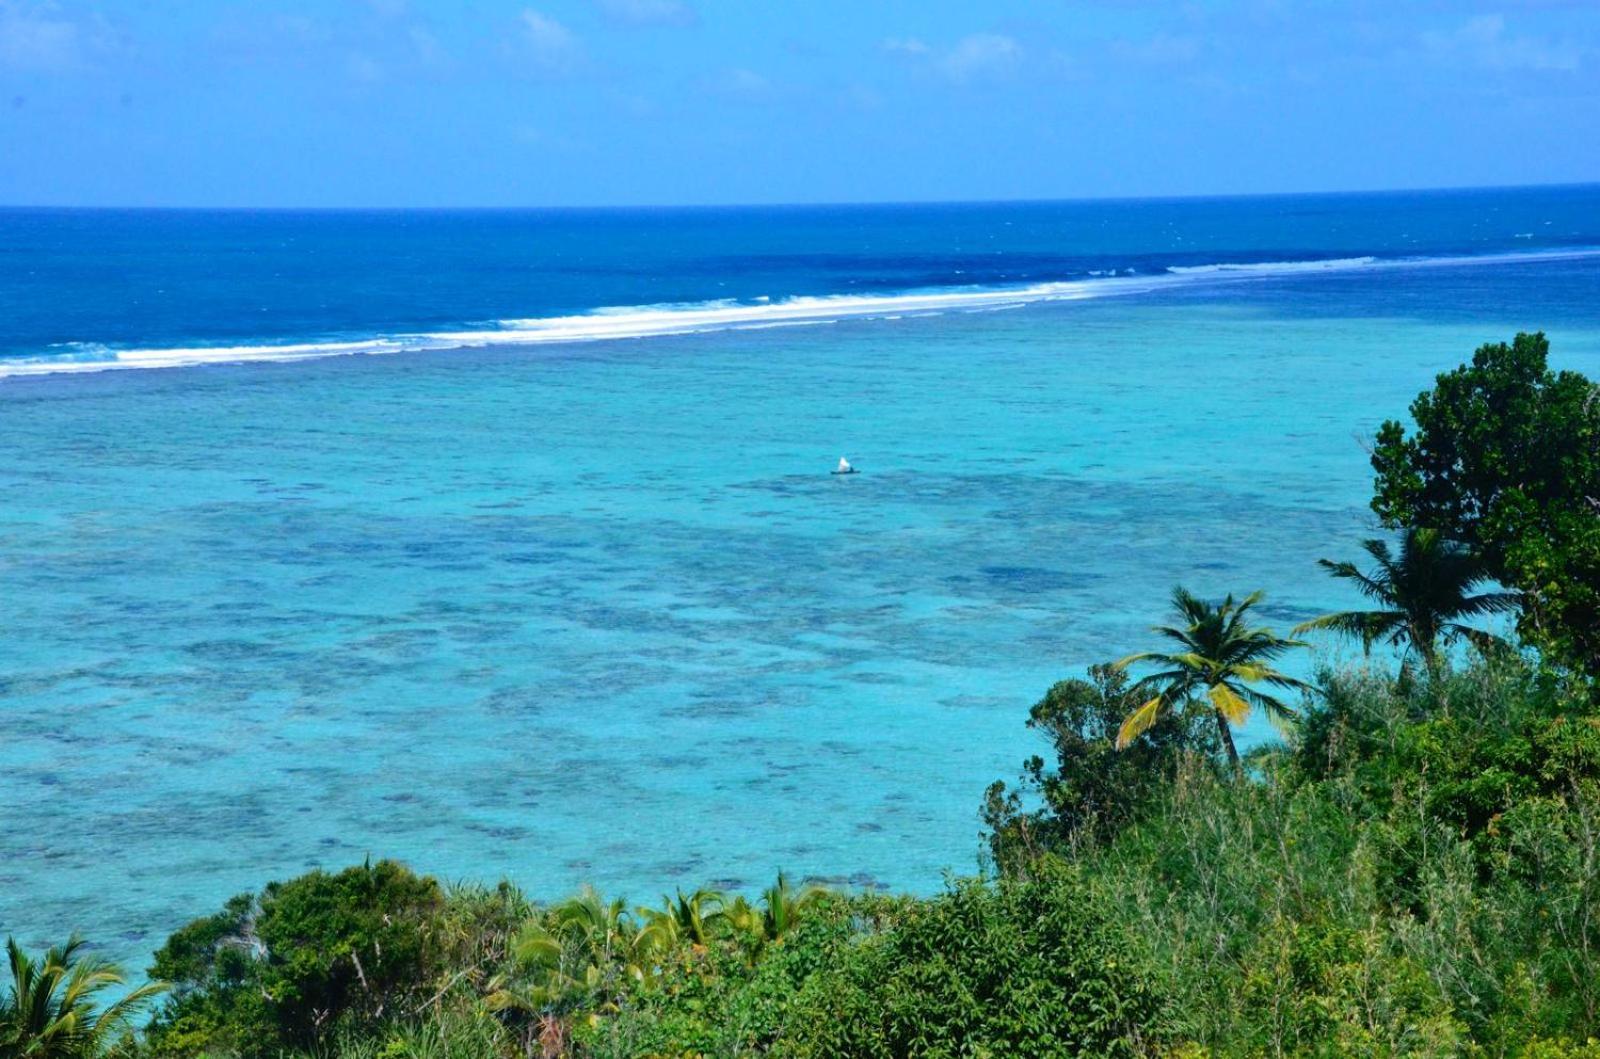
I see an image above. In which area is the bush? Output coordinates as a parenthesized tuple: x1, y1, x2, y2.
(777, 864, 1174, 1058)
(1370, 332, 1600, 677)
(982, 664, 1218, 868)
(145, 859, 445, 1057)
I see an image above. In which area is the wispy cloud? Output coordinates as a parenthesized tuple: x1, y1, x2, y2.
(698, 66, 774, 102)
(883, 36, 931, 56)
(884, 32, 1024, 83)
(942, 33, 1022, 81)
(1116, 32, 1201, 66)
(518, 9, 584, 76)
(408, 25, 446, 68)
(1420, 14, 1581, 72)
(0, 1, 102, 72)
(347, 52, 383, 83)
(595, 0, 698, 29)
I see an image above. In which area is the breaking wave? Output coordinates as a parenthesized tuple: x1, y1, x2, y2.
(4, 247, 1597, 380)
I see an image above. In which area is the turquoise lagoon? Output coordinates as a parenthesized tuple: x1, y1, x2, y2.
(2, 197, 1600, 969)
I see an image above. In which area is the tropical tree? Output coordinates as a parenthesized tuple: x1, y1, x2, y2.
(1, 935, 165, 1059)
(722, 873, 830, 958)
(757, 872, 826, 942)
(486, 885, 656, 1053)
(1294, 527, 1520, 669)
(638, 888, 727, 952)
(1371, 332, 1600, 674)
(1113, 587, 1311, 768)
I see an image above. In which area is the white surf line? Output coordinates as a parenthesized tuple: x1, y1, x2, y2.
(4, 246, 1598, 380)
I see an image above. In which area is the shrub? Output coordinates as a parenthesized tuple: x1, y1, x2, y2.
(145, 860, 445, 1057)
(776, 864, 1175, 1058)
(983, 664, 1217, 869)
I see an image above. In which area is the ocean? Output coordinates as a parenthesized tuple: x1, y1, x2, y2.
(2, 185, 1599, 969)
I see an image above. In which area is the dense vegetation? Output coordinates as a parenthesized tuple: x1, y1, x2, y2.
(6, 334, 1600, 1058)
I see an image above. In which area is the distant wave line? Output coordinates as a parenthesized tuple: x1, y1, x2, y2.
(4, 246, 1598, 380)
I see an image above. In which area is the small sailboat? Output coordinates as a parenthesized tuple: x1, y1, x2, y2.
(832, 456, 859, 475)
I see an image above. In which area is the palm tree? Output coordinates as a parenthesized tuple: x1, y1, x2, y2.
(723, 873, 829, 956)
(638, 888, 727, 952)
(756, 873, 826, 942)
(1, 935, 165, 1059)
(486, 887, 651, 1057)
(1113, 588, 1311, 769)
(1293, 527, 1519, 670)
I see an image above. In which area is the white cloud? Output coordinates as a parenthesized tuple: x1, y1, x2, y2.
(1421, 14, 1581, 72)
(408, 25, 446, 68)
(347, 51, 383, 83)
(700, 66, 773, 101)
(841, 81, 884, 110)
(611, 89, 660, 117)
(595, 0, 698, 28)
(0, 1, 84, 72)
(884, 32, 1024, 83)
(518, 9, 583, 75)
(1118, 32, 1200, 65)
(940, 33, 1023, 82)
(882, 37, 930, 56)
(268, 14, 328, 47)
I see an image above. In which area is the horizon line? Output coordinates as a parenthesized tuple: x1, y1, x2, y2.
(2, 178, 1596, 214)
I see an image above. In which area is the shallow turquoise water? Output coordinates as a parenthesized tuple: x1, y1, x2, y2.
(2, 255, 1599, 970)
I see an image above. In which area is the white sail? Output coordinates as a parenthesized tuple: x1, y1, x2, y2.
(837, 457, 852, 473)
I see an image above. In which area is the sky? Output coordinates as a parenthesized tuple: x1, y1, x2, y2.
(0, 0, 1596, 207)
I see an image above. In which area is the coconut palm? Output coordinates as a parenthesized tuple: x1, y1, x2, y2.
(1113, 587, 1311, 769)
(757, 873, 826, 942)
(723, 873, 829, 955)
(1, 935, 165, 1059)
(638, 888, 727, 952)
(1293, 527, 1520, 670)
(486, 887, 651, 1057)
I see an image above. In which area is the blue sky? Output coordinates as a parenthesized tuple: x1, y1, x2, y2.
(1, 0, 1596, 207)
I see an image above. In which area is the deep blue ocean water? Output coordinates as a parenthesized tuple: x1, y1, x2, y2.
(2, 186, 1600, 970)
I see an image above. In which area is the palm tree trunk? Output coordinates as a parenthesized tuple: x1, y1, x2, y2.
(1214, 710, 1241, 771)
(1413, 617, 1442, 678)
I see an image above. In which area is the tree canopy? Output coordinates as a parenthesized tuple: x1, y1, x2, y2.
(1371, 332, 1600, 676)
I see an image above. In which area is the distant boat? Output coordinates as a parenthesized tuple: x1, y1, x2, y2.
(832, 457, 859, 475)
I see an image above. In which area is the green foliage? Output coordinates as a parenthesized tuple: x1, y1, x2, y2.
(1113, 587, 1311, 767)
(982, 663, 1217, 868)
(304, 1007, 511, 1059)
(1, 936, 164, 1059)
(578, 895, 876, 1058)
(1296, 526, 1519, 667)
(145, 859, 444, 1057)
(776, 864, 1174, 1058)
(1371, 332, 1600, 676)
(582, 872, 1173, 1059)
(978, 648, 1600, 1058)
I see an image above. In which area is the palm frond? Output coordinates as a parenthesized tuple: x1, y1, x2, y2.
(1115, 695, 1167, 750)
(1110, 650, 1188, 672)
(1292, 609, 1403, 647)
(1240, 686, 1302, 736)
(1455, 590, 1523, 617)
(1114, 585, 1310, 763)
(1207, 682, 1251, 726)
(1447, 623, 1513, 656)
(1316, 555, 1393, 603)
(1359, 536, 1396, 568)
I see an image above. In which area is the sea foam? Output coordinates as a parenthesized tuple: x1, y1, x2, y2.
(2, 248, 1596, 380)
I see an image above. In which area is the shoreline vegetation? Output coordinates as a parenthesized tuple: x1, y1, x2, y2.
(7, 333, 1600, 1057)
